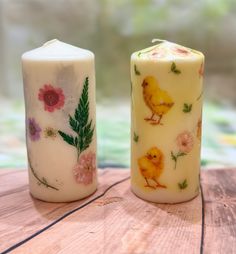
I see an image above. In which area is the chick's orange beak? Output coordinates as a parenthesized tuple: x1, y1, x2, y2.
(146, 154, 152, 160)
(142, 81, 147, 87)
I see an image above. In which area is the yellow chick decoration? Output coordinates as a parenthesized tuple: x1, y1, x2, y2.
(142, 76, 174, 125)
(138, 147, 166, 189)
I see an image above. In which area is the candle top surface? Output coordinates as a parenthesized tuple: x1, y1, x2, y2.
(132, 40, 204, 61)
(22, 39, 94, 61)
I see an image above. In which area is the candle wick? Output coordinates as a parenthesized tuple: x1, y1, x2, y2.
(43, 39, 59, 47)
(151, 38, 167, 44)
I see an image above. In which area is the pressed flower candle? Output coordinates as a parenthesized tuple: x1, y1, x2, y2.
(22, 39, 97, 202)
(131, 39, 204, 203)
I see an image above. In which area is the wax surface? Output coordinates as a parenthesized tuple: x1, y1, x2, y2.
(22, 40, 97, 202)
(22, 39, 94, 60)
(131, 40, 204, 203)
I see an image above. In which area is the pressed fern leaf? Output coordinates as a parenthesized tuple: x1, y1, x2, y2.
(74, 77, 89, 127)
(69, 115, 79, 133)
(58, 77, 94, 159)
(58, 131, 75, 147)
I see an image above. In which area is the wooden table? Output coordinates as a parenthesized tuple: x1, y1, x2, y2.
(0, 168, 235, 254)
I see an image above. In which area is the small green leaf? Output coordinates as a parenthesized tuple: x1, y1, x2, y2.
(133, 132, 139, 143)
(137, 52, 142, 57)
(183, 103, 192, 113)
(171, 151, 176, 162)
(58, 131, 75, 147)
(170, 62, 181, 74)
(134, 65, 141, 75)
(177, 152, 187, 157)
(178, 179, 188, 189)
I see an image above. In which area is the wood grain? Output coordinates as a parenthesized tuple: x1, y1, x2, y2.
(201, 169, 236, 254)
(0, 168, 236, 254)
(9, 173, 202, 254)
(0, 169, 129, 253)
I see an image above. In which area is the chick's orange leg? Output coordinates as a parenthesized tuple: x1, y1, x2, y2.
(153, 178, 166, 188)
(144, 113, 155, 122)
(144, 178, 156, 189)
(151, 115, 163, 125)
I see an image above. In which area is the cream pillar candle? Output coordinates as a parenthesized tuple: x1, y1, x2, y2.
(131, 40, 204, 203)
(22, 39, 97, 202)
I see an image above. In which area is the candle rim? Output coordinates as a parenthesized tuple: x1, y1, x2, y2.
(131, 40, 204, 61)
(22, 39, 94, 61)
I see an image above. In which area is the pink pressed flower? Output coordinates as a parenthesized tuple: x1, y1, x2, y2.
(38, 84, 65, 112)
(28, 118, 41, 141)
(73, 152, 96, 185)
(176, 131, 194, 153)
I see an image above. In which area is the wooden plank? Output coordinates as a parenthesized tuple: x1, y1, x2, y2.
(201, 169, 236, 254)
(0, 169, 129, 253)
(10, 174, 202, 254)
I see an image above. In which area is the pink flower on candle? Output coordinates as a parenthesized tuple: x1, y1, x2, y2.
(199, 62, 204, 77)
(171, 131, 194, 169)
(73, 152, 96, 185)
(172, 46, 190, 56)
(176, 131, 194, 153)
(38, 84, 65, 112)
(151, 48, 167, 58)
(28, 117, 41, 141)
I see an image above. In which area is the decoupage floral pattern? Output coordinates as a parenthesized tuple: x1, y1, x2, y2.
(138, 147, 166, 189)
(133, 45, 203, 192)
(136, 41, 198, 60)
(171, 131, 194, 169)
(38, 84, 65, 112)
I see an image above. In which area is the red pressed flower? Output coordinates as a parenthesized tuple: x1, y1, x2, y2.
(38, 84, 65, 112)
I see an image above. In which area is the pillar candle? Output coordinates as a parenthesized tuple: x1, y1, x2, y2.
(131, 40, 204, 203)
(22, 39, 97, 202)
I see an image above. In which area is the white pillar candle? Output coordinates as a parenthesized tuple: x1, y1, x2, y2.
(22, 39, 97, 202)
(131, 40, 204, 203)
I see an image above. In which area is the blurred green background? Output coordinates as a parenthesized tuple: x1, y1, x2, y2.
(0, 0, 236, 168)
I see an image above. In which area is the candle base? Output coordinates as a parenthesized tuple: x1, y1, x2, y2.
(131, 186, 199, 204)
(29, 186, 97, 203)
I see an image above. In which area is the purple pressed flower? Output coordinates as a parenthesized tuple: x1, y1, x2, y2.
(28, 118, 41, 141)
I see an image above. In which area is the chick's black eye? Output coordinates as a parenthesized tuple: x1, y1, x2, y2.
(153, 155, 156, 158)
